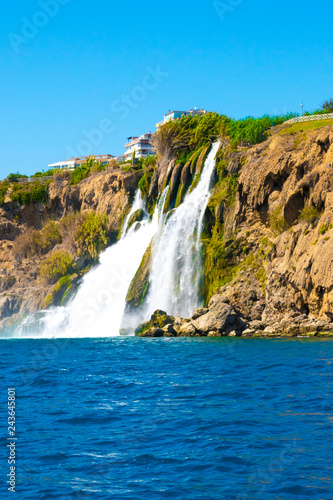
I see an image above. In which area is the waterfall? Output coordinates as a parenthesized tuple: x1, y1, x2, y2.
(10, 141, 219, 338)
(143, 141, 220, 318)
(121, 190, 144, 237)
(14, 191, 167, 338)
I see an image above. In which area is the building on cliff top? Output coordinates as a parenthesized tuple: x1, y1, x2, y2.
(124, 133, 155, 161)
(48, 154, 116, 170)
(156, 108, 207, 129)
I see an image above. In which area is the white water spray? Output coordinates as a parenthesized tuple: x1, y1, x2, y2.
(121, 190, 144, 238)
(143, 141, 220, 318)
(15, 191, 168, 338)
(11, 141, 219, 338)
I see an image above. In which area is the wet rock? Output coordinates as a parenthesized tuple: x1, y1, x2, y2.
(191, 308, 209, 320)
(207, 331, 222, 337)
(0, 295, 22, 320)
(192, 296, 245, 335)
(162, 323, 177, 336)
(138, 327, 164, 338)
(127, 209, 144, 230)
(178, 322, 197, 336)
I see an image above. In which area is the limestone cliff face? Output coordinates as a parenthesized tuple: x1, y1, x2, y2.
(234, 126, 333, 326)
(199, 124, 333, 336)
(137, 123, 333, 337)
(2, 124, 333, 338)
(0, 168, 141, 331)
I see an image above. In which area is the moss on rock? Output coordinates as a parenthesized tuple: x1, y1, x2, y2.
(135, 310, 175, 336)
(127, 209, 144, 231)
(126, 241, 152, 310)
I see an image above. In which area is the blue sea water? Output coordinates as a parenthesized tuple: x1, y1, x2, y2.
(1, 337, 333, 500)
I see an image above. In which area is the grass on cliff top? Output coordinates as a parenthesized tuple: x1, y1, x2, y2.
(279, 119, 333, 136)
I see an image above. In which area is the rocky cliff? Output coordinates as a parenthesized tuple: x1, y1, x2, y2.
(0, 168, 140, 331)
(137, 121, 333, 337)
(2, 120, 333, 338)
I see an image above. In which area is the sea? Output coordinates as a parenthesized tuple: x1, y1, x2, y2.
(1, 336, 333, 499)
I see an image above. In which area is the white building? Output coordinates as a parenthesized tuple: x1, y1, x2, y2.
(124, 133, 155, 161)
(156, 108, 207, 129)
(48, 154, 116, 171)
(48, 159, 76, 170)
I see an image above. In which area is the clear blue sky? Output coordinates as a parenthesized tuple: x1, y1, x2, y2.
(1, 0, 332, 178)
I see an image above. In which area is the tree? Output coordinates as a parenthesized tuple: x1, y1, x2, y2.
(322, 99, 333, 113)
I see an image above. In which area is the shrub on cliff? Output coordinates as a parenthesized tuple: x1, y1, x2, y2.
(13, 227, 40, 258)
(6, 173, 28, 182)
(228, 114, 297, 147)
(269, 205, 289, 235)
(40, 251, 74, 284)
(299, 206, 320, 224)
(59, 212, 86, 251)
(10, 181, 50, 205)
(70, 158, 108, 185)
(75, 212, 109, 262)
(13, 220, 62, 258)
(138, 169, 154, 198)
(0, 182, 9, 204)
(31, 169, 56, 179)
(37, 220, 62, 254)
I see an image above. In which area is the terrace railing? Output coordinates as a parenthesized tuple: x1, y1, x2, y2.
(285, 113, 333, 125)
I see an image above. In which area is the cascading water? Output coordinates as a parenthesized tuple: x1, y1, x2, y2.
(143, 141, 220, 318)
(11, 141, 219, 338)
(14, 190, 168, 338)
(121, 190, 144, 237)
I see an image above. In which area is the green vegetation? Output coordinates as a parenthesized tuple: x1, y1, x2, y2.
(31, 168, 56, 178)
(135, 310, 174, 336)
(13, 220, 62, 258)
(280, 119, 333, 136)
(10, 181, 51, 205)
(6, 173, 28, 182)
(203, 223, 237, 299)
(40, 251, 74, 284)
(70, 157, 117, 185)
(298, 206, 320, 223)
(294, 133, 307, 149)
(0, 182, 9, 204)
(138, 169, 154, 198)
(319, 223, 333, 235)
(228, 114, 296, 147)
(136, 155, 157, 169)
(70, 158, 96, 185)
(269, 205, 289, 235)
(75, 212, 109, 262)
(37, 220, 62, 252)
(210, 174, 238, 208)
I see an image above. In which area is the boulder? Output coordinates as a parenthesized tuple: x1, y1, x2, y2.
(178, 322, 197, 336)
(126, 242, 152, 311)
(127, 209, 144, 230)
(162, 323, 177, 336)
(192, 295, 244, 334)
(191, 308, 209, 320)
(138, 328, 164, 338)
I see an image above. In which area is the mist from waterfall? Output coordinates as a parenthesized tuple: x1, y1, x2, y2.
(10, 141, 219, 338)
(14, 191, 168, 338)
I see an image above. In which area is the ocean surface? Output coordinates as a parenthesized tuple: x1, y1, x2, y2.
(1, 337, 333, 500)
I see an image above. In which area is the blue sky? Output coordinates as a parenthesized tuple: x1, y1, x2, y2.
(0, 0, 332, 178)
